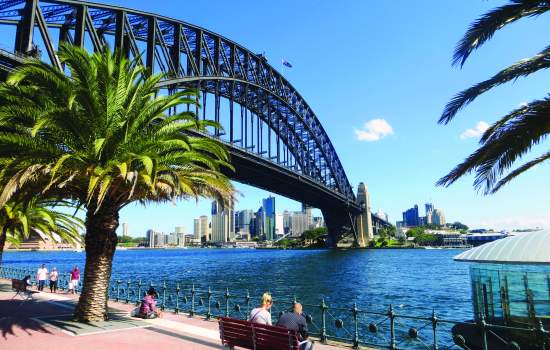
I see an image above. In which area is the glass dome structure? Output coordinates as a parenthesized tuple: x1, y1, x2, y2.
(454, 230, 550, 327)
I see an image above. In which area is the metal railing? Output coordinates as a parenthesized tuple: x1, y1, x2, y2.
(1, 265, 548, 349)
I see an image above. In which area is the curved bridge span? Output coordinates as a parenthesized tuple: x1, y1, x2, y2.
(0, 0, 391, 245)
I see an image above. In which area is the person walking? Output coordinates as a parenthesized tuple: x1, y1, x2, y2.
(69, 266, 80, 294)
(249, 292, 273, 325)
(49, 267, 58, 293)
(36, 264, 48, 291)
(276, 303, 314, 350)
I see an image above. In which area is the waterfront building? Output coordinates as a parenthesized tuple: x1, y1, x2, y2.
(236, 209, 254, 235)
(255, 207, 263, 238)
(433, 208, 446, 226)
(275, 214, 284, 238)
(146, 229, 165, 248)
(402, 205, 420, 227)
(122, 222, 129, 237)
(193, 218, 201, 240)
(289, 211, 309, 237)
(262, 196, 276, 240)
(199, 215, 208, 241)
(283, 210, 291, 234)
(211, 200, 235, 243)
(302, 203, 313, 228)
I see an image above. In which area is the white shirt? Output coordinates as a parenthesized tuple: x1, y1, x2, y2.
(37, 267, 48, 280)
(250, 307, 272, 325)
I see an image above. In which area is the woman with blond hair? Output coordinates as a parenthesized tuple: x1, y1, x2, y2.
(249, 292, 273, 325)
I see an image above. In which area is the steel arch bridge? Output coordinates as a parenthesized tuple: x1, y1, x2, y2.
(0, 0, 391, 245)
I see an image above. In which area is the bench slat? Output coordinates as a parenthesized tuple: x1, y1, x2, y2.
(219, 317, 299, 350)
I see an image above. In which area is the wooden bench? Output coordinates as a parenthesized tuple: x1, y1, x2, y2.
(218, 316, 301, 350)
(11, 278, 34, 300)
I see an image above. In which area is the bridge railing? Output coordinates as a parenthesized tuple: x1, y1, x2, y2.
(2, 265, 548, 349)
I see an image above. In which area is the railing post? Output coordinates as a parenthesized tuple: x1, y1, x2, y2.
(388, 304, 396, 350)
(175, 283, 180, 314)
(136, 280, 142, 305)
(115, 280, 121, 302)
(126, 279, 131, 303)
(190, 284, 196, 316)
(431, 309, 438, 350)
(478, 313, 488, 350)
(206, 287, 212, 320)
(161, 280, 166, 311)
(352, 303, 359, 349)
(225, 288, 230, 317)
(245, 290, 251, 319)
(320, 298, 327, 343)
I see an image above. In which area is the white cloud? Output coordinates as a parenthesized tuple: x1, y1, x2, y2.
(354, 118, 394, 142)
(460, 121, 489, 140)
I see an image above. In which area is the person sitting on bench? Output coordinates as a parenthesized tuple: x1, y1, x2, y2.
(276, 303, 314, 350)
(139, 287, 162, 319)
(249, 292, 273, 325)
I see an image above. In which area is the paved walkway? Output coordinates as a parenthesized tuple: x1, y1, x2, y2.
(0, 279, 358, 350)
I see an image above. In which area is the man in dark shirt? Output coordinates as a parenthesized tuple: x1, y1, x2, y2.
(276, 303, 314, 350)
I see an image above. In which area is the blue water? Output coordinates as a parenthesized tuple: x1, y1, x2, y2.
(3, 248, 474, 347)
(3, 248, 472, 318)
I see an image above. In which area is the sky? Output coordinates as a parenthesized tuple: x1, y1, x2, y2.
(4, 0, 550, 236)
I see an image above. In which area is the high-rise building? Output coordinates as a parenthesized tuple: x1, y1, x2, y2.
(199, 216, 208, 241)
(146, 229, 165, 248)
(425, 203, 434, 225)
(193, 218, 201, 240)
(255, 207, 263, 238)
(122, 222, 129, 237)
(356, 182, 374, 246)
(302, 203, 313, 229)
(403, 205, 420, 227)
(283, 210, 291, 234)
(236, 210, 254, 235)
(211, 200, 235, 243)
(262, 196, 276, 240)
(275, 214, 284, 238)
(289, 211, 308, 237)
(433, 208, 446, 226)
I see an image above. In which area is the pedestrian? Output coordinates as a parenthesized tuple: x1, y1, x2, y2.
(69, 266, 80, 294)
(36, 264, 48, 291)
(49, 267, 58, 293)
(249, 292, 273, 325)
(276, 302, 314, 350)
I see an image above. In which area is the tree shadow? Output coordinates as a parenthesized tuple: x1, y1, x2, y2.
(0, 300, 52, 339)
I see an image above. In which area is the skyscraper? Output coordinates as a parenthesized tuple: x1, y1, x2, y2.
(193, 218, 201, 240)
(403, 205, 420, 227)
(211, 200, 235, 243)
(425, 203, 434, 225)
(355, 182, 373, 246)
(199, 216, 208, 241)
(122, 222, 129, 237)
(433, 208, 446, 226)
(262, 196, 276, 241)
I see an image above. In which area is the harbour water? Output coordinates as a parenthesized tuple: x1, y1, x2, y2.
(3, 248, 472, 320)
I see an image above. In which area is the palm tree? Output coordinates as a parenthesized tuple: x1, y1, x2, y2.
(438, 0, 550, 194)
(0, 44, 234, 321)
(0, 196, 83, 265)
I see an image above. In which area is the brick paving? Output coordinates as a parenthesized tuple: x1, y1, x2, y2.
(0, 278, 358, 350)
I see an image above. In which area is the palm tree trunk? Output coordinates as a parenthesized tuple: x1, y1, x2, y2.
(0, 226, 7, 266)
(74, 204, 119, 322)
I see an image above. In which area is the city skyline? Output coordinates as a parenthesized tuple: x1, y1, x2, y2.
(108, 0, 550, 237)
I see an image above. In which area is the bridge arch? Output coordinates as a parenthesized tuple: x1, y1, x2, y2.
(0, 0, 392, 245)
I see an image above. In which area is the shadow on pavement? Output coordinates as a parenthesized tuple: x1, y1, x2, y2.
(0, 300, 52, 339)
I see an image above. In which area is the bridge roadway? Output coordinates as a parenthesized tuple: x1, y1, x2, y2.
(0, 0, 392, 245)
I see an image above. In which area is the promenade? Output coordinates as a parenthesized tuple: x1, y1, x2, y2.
(0, 279, 353, 350)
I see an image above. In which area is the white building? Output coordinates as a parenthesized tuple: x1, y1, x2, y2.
(211, 201, 235, 243)
(433, 208, 446, 226)
(275, 214, 284, 238)
(122, 222, 129, 237)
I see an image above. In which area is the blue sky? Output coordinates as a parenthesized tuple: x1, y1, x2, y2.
(5, 1, 550, 236)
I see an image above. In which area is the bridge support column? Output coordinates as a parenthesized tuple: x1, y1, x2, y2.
(355, 182, 373, 247)
(322, 208, 357, 248)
